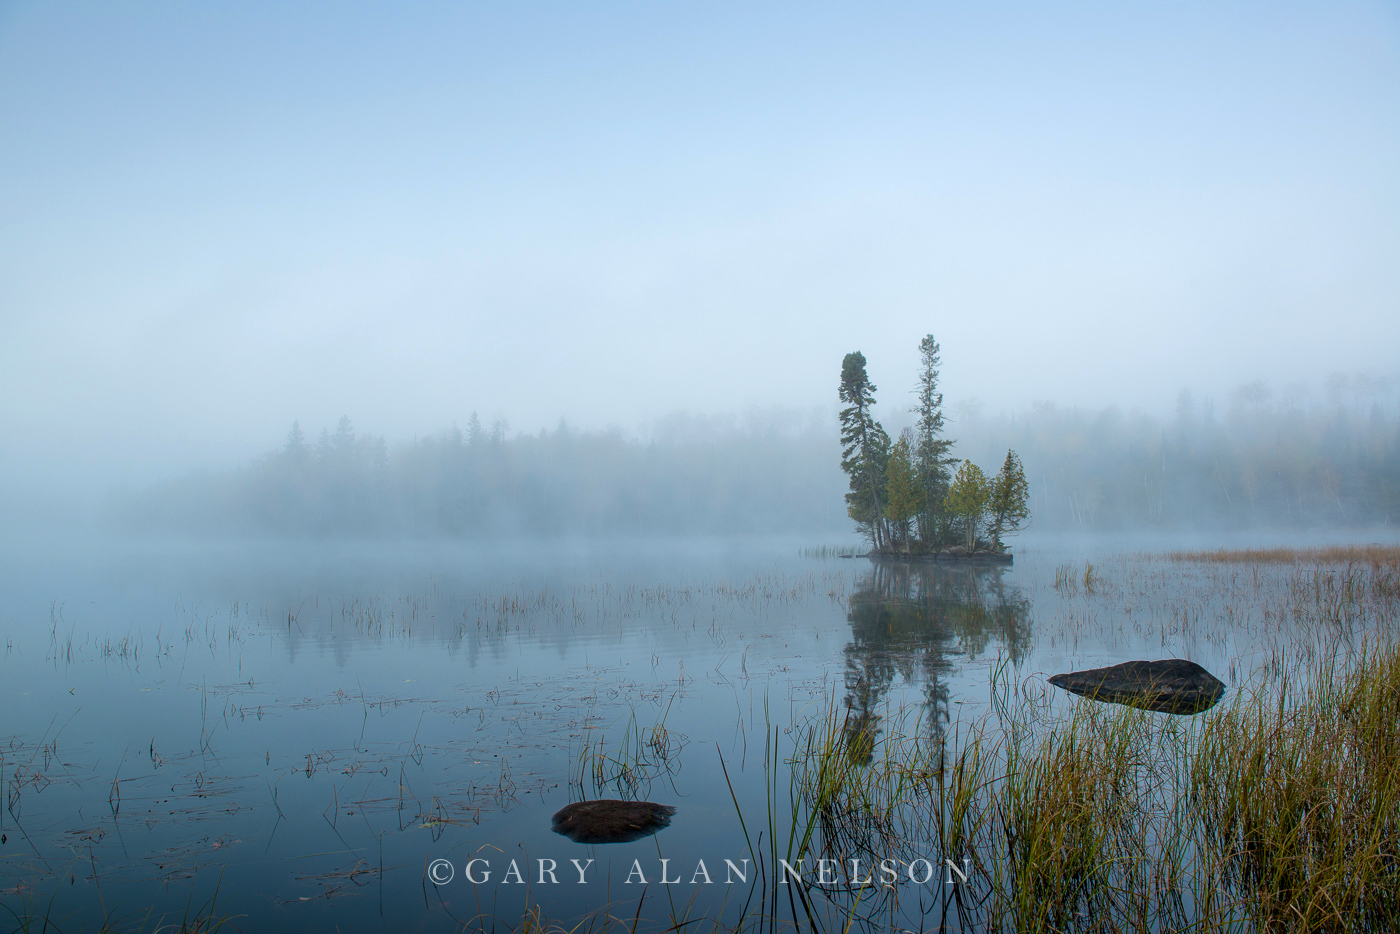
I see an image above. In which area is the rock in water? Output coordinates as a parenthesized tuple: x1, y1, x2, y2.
(551, 800, 676, 844)
(1048, 659, 1226, 714)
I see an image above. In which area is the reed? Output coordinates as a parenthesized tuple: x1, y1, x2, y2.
(799, 545, 864, 559)
(573, 703, 686, 800)
(0, 870, 236, 933)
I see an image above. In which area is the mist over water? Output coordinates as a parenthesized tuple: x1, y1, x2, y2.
(82, 380, 1398, 541)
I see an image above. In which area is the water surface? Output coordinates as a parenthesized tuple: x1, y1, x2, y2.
(1, 532, 1380, 931)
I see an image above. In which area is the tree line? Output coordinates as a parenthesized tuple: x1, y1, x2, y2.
(839, 337, 1029, 554)
(110, 379, 1398, 539)
(954, 385, 1400, 531)
(113, 410, 849, 537)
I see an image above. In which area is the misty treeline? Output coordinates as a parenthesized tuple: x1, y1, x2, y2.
(112, 382, 1399, 539)
(958, 383, 1400, 531)
(113, 411, 849, 536)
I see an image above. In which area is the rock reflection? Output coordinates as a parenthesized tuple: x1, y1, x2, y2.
(842, 561, 1031, 763)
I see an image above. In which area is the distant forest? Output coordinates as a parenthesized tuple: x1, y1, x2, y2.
(963, 386, 1399, 531)
(114, 386, 1400, 537)
(115, 411, 847, 537)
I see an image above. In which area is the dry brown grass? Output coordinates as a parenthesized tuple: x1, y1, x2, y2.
(1167, 544, 1400, 566)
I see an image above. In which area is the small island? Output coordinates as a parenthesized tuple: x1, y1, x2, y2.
(838, 336, 1029, 563)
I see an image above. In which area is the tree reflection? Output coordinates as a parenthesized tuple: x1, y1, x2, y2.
(842, 561, 1031, 762)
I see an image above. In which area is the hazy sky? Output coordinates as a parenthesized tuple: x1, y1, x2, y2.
(2, 1, 1398, 483)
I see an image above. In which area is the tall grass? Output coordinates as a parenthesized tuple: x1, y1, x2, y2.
(1191, 637, 1400, 930)
(775, 633, 1400, 933)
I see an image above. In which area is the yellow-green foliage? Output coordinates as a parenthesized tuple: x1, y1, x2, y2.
(884, 433, 923, 550)
(945, 460, 990, 550)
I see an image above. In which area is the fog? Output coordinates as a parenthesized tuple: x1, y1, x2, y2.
(2, 2, 1398, 532)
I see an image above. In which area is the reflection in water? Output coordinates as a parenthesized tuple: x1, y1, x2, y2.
(842, 560, 1031, 762)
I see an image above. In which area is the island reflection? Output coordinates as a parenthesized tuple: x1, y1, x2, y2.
(841, 561, 1031, 762)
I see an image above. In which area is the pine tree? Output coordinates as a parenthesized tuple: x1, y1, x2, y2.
(884, 431, 923, 553)
(839, 352, 892, 549)
(284, 421, 307, 460)
(332, 416, 356, 455)
(988, 450, 1030, 550)
(945, 460, 990, 551)
(913, 335, 956, 545)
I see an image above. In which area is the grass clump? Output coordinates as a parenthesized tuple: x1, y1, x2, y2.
(800, 544, 864, 559)
(573, 703, 686, 800)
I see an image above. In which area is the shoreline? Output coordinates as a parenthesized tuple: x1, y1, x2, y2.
(853, 550, 1014, 565)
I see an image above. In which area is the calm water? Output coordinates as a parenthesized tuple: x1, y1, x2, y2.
(0, 532, 1388, 932)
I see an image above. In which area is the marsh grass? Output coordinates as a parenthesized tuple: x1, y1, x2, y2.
(772, 628, 1400, 932)
(1169, 546, 1400, 630)
(1053, 562, 1101, 596)
(789, 695, 940, 869)
(800, 545, 864, 559)
(573, 703, 687, 800)
(0, 869, 237, 934)
(1169, 543, 1400, 567)
(1190, 635, 1400, 930)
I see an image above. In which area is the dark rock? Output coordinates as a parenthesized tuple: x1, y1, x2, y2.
(1048, 659, 1226, 715)
(551, 799, 676, 844)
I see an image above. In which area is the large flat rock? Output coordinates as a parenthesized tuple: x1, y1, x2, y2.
(551, 799, 676, 844)
(1048, 659, 1226, 714)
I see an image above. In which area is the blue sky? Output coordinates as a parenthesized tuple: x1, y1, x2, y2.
(2, 1, 1398, 480)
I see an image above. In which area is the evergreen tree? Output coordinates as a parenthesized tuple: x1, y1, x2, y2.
(284, 421, 307, 460)
(988, 450, 1030, 550)
(332, 415, 356, 454)
(945, 460, 990, 551)
(468, 411, 484, 446)
(913, 335, 956, 545)
(884, 431, 923, 553)
(839, 352, 892, 549)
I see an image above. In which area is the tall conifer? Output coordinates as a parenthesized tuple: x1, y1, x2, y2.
(839, 352, 891, 549)
(913, 335, 956, 545)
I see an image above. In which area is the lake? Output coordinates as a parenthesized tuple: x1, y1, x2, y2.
(2, 532, 1396, 932)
